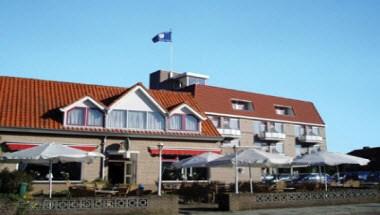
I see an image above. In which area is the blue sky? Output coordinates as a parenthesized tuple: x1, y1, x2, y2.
(0, 0, 379, 153)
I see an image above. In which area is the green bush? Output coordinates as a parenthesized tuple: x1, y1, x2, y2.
(0, 168, 33, 194)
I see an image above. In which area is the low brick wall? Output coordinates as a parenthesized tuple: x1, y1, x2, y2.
(219, 189, 380, 211)
(1, 195, 178, 215)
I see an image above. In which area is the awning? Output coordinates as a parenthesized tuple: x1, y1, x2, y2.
(148, 147, 222, 156)
(5, 142, 97, 152)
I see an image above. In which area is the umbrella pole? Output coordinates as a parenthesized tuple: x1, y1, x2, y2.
(324, 166, 328, 192)
(318, 166, 322, 189)
(249, 165, 253, 193)
(49, 160, 53, 199)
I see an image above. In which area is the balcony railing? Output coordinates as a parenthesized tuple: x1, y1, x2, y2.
(298, 134, 323, 143)
(257, 131, 286, 141)
(217, 128, 241, 137)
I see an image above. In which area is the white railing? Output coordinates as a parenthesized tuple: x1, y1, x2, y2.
(258, 132, 286, 141)
(217, 128, 241, 137)
(298, 135, 323, 143)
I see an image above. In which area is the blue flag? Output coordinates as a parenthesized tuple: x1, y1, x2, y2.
(152, 31, 172, 43)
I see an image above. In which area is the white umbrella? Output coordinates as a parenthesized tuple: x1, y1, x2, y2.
(172, 152, 222, 169)
(1, 143, 104, 198)
(292, 151, 369, 166)
(292, 151, 370, 191)
(208, 148, 292, 194)
(208, 148, 292, 168)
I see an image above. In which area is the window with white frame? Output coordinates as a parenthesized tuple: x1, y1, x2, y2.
(108, 110, 164, 130)
(67, 107, 104, 127)
(185, 115, 198, 131)
(128, 111, 146, 129)
(169, 114, 200, 131)
(169, 115, 182, 130)
(268, 122, 284, 133)
(274, 105, 294, 116)
(231, 100, 253, 111)
(222, 117, 239, 129)
(108, 110, 127, 128)
(147, 112, 165, 130)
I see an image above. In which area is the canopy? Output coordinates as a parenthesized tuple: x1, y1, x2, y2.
(292, 151, 369, 166)
(172, 152, 222, 169)
(1, 143, 104, 198)
(208, 148, 292, 168)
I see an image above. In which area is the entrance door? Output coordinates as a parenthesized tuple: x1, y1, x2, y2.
(108, 161, 125, 185)
(107, 154, 138, 185)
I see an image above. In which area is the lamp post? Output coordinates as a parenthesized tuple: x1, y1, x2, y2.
(233, 145, 239, 194)
(157, 143, 164, 196)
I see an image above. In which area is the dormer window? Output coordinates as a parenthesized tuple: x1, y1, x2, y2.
(274, 105, 294, 116)
(231, 100, 253, 111)
(67, 107, 104, 127)
(169, 114, 199, 131)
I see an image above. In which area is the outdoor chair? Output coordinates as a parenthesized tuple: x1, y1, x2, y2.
(116, 184, 130, 197)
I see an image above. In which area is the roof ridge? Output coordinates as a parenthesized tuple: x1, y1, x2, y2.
(193, 84, 314, 104)
(0, 75, 129, 90)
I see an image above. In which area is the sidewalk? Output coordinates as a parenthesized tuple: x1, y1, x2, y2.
(180, 203, 380, 215)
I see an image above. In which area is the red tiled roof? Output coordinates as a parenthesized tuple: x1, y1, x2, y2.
(184, 84, 324, 125)
(0, 76, 221, 138)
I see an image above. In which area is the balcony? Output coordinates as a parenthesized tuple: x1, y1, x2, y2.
(217, 128, 241, 137)
(298, 134, 323, 143)
(257, 132, 286, 141)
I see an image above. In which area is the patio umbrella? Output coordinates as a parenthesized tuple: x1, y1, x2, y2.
(208, 148, 293, 194)
(171, 152, 222, 169)
(1, 143, 104, 198)
(292, 151, 370, 191)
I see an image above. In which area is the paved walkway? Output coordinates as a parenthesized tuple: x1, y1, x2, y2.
(180, 203, 380, 215)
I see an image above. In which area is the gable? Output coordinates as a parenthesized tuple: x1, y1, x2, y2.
(109, 87, 166, 114)
(60, 96, 105, 112)
(169, 103, 206, 120)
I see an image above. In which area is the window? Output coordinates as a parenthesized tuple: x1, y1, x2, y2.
(67, 108, 85, 126)
(254, 121, 266, 134)
(128, 111, 146, 129)
(188, 77, 206, 85)
(208, 116, 221, 128)
(21, 162, 82, 181)
(109, 110, 164, 130)
(273, 142, 284, 154)
(88, 109, 103, 126)
(185, 115, 198, 131)
(268, 122, 284, 133)
(312, 126, 320, 136)
(294, 125, 305, 137)
(162, 155, 209, 181)
(169, 115, 182, 130)
(109, 110, 127, 128)
(222, 117, 239, 129)
(295, 144, 302, 156)
(274, 105, 294, 116)
(67, 107, 103, 127)
(231, 100, 253, 111)
(169, 114, 200, 131)
(147, 112, 165, 130)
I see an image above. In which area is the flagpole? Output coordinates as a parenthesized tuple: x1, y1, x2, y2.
(169, 29, 173, 72)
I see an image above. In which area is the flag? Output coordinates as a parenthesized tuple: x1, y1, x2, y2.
(152, 31, 172, 43)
